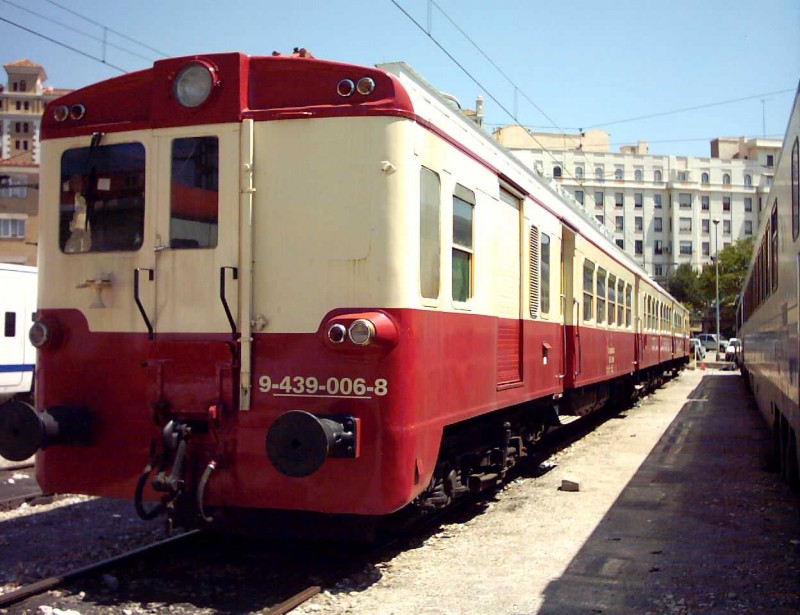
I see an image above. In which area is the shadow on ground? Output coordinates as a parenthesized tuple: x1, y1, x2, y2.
(538, 373, 800, 614)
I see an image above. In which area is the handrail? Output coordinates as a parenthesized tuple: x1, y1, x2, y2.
(134, 268, 154, 340)
(219, 266, 238, 335)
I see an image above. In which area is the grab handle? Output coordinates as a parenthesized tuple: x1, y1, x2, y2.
(220, 266, 239, 335)
(134, 268, 155, 340)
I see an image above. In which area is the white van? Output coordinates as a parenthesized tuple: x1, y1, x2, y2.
(0, 264, 37, 402)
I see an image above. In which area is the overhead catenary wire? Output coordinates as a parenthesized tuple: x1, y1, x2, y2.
(388, 2, 584, 180)
(428, 0, 565, 135)
(389, 0, 603, 205)
(2, 0, 158, 64)
(0, 16, 127, 73)
(44, 0, 169, 58)
(584, 88, 796, 130)
(390, 1, 793, 214)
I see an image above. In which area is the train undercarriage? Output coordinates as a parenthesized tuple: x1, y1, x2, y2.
(413, 360, 686, 512)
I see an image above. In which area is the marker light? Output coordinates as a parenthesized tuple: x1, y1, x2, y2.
(337, 79, 355, 97)
(69, 104, 86, 120)
(53, 105, 69, 122)
(29, 321, 50, 348)
(327, 323, 347, 344)
(174, 63, 215, 108)
(348, 319, 376, 346)
(356, 77, 375, 96)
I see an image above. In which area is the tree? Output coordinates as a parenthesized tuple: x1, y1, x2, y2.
(698, 236, 755, 308)
(696, 236, 755, 335)
(667, 263, 704, 316)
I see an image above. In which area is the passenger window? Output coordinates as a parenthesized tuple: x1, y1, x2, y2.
(420, 167, 441, 299)
(792, 138, 799, 240)
(60, 142, 145, 253)
(583, 260, 594, 321)
(452, 185, 475, 302)
(170, 136, 219, 249)
(596, 268, 607, 324)
(617, 279, 625, 325)
(4, 312, 15, 337)
(608, 274, 616, 325)
(625, 285, 632, 327)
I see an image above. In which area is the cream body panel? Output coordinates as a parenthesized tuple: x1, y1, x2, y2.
(251, 116, 416, 333)
(38, 123, 241, 334)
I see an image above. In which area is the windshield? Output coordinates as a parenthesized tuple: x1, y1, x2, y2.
(59, 142, 145, 253)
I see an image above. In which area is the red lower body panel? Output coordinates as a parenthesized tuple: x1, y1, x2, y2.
(34, 308, 565, 515)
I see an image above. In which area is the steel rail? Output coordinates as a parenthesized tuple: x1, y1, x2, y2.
(0, 529, 200, 609)
(0, 462, 35, 472)
(0, 490, 45, 511)
(266, 585, 322, 615)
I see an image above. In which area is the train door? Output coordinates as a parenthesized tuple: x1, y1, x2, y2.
(634, 276, 642, 368)
(144, 124, 244, 415)
(561, 228, 576, 380)
(496, 187, 522, 387)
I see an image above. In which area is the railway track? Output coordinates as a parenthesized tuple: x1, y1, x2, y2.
(263, 403, 638, 614)
(0, 463, 45, 512)
(0, 390, 652, 613)
(0, 530, 201, 609)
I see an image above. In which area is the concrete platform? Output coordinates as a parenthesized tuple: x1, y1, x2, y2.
(538, 370, 800, 614)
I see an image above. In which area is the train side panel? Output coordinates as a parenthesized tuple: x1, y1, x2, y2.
(740, 85, 800, 484)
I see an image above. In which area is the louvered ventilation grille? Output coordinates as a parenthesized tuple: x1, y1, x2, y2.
(529, 225, 540, 318)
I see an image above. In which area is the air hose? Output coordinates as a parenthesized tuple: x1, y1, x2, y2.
(197, 460, 217, 523)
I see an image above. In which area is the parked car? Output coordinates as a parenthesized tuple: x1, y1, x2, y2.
(696, 333, 720, 353)
(725, 338, 741, 362)
(689, 338, 706, 361)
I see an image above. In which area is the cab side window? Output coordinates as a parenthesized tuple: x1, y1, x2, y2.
(170, 136, 219, 249)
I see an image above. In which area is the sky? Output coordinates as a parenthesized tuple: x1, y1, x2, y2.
(2, 0, 799, 157)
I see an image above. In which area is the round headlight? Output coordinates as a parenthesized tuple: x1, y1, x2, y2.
(337, 79, 355, 97)
(327, 323, 347, 344)
(53, 105, 69, 122)
(348, 319, 375, 346)
(69, 104, 86, 120)
(356, 77, 375, 96)
(174, 63, 215, 108)
(29, 321, 50, 348)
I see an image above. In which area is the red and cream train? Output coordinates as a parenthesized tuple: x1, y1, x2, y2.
(0, 51, 689, 531)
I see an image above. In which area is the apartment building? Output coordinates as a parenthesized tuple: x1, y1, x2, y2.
(495, 126, 781, 281)
(0, 59, 70, 266)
